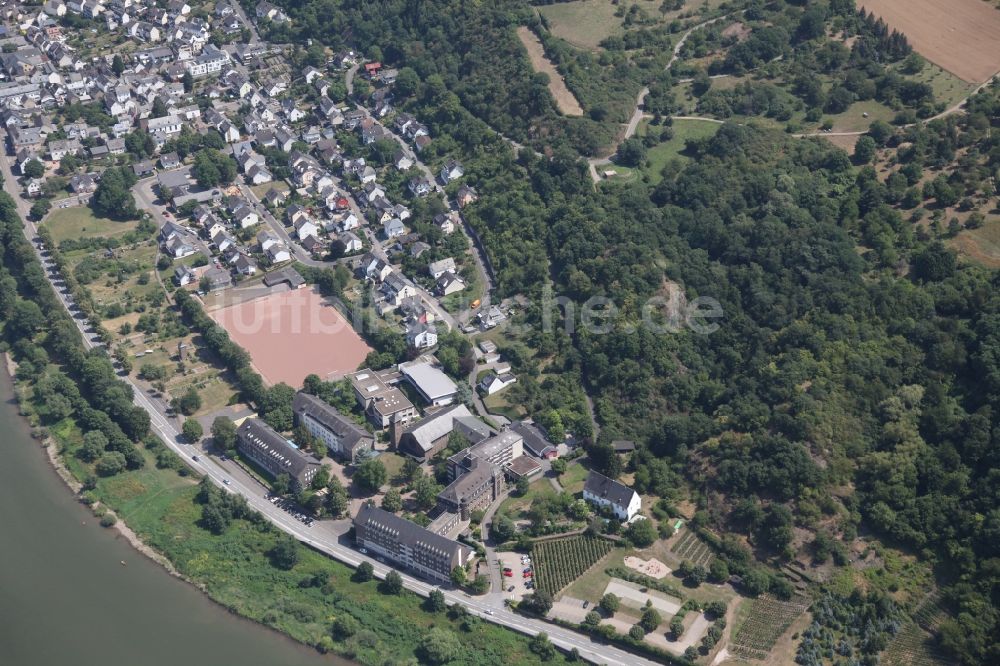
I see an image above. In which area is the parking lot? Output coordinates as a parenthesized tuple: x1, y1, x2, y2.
(498, 551, 534, 602)
(267, 493, 315, 527)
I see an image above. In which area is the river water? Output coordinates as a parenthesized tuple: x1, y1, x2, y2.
(0, 369, 346, 666)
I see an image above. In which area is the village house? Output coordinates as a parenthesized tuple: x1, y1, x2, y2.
(583, 470, 642, 521)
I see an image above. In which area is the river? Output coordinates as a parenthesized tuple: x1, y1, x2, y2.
(0, 368, 347, 666)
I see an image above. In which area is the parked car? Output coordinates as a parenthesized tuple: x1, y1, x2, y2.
(503, 571, 513, 577)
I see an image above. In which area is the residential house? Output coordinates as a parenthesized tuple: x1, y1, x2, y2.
(583, 471, 642, 521)
(456, 185, 478, 208)
(479, 371, 516, 396)
(406, 322, 438, 350)
(427, 257, 456, 280)
(436, 272, 465, 296)
(408, 177, 431, 197)
(232, 203, 259, 228)
(433, 212, 458, 235)
(440, 159, 463, 184)
(383, 217, 405, 239)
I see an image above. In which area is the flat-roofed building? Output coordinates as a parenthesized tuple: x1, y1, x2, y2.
(437, 429, 524, 519)
(292, 392, 373, 462)
(400, 360, 458, 406)
(236, 418, 322, 492)
(353, 504, 471, 584)
(349, 368, 417, 429)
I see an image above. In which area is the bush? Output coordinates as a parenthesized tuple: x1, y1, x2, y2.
(99, 513, 118, 527)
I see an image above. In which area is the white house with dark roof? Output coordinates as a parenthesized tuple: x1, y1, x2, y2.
(293, 392, 373, 462)
(583, 470, 641, 521)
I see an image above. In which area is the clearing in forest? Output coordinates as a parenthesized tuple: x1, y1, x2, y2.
(860, 0, 1000, 83)
(516, 26, 585, 116)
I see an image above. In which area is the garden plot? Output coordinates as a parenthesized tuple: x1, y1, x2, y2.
(531, 535, 614, 596)
(670, 528, 715, 566)
(729, 594, 810, 661)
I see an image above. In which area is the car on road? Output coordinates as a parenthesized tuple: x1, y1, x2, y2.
(359, 548, 367, 554)
(223, 479, 231, 485)
(485, 610, 494, 615)
(507, 585, 515, 592)
(192, 455, 199, 461)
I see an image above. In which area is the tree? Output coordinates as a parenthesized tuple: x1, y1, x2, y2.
(91, 167, 138, 220)
(469, 575, 490, 594)
(178, 387, 202, 415)
(211, 417, 237, 450)
(354, 457, 387, 494)
(522, 590, 553, 616)
(354, 561, 374, 582)
(600, 593, 620, 614)
(394, 67, 420, 97)
(182, 70, 194, 93)
(182, 418, 203, 442)
(640, 606, 661, 631)
(382, 487, 402, 512)
(491, 515, 516, 543)
(686, 564, 707, 586)
(269, 536, 299, 570)
(515, 476, 530, 496)
(272, 473, 291, 496)
(23, 159, 44, 179)
(629, 624, 645, 641)
(79, 430, 109, 462)
(29, 199, 50, 221)
(617, 137, 647, 167)
(450, 565, 467, 587)
(380, 569, 403, 594)
(426, 588, 446, 613)
(151, 96, 168, 118)
(854, 135, 877, 164)
(112, 54, 125, 75)
(413, 474, 439, 510)
(529, 632, 556, 660)
(550, 458, 567, 475)
(326, 477, 348, 516)
(418, 627, 461, 665)
(584, 611, 601, 627)
(625, 518, 657, 547)
(670, 615, 685, 638)
(709, 558, 730, 583)
(95, 451, 127, 476)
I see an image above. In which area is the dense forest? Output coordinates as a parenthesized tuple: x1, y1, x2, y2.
(260, 0, 1000, 662)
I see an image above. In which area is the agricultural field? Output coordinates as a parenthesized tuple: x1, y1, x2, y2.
(516, 27, 584, 116)
(860, 0, 1000, 83)
(883, 622, 954, 666)
(670, 528, 715, 567)
(730, 595, 811, 661)
(531, 536, 614, 596)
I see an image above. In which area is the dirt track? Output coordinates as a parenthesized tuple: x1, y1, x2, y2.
(861, 0, 1000, 83)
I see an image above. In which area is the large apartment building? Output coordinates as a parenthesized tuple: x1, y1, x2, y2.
(236, 418, 322, 492)
(353, 504, 471, 584)
(292, 392, 374, 462)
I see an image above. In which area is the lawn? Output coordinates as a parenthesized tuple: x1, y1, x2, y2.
(379, 451, 408, 485)
(952, 217, 1000, 268)
(44, 206, 138, 243)
(637, 118, 722, 183)
(484, 391, 527, 421)
(559, 461, 590, 495)
(539, 0, 726, 51)
(497, 478, 559, 518)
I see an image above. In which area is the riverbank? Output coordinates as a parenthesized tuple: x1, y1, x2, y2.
(5, 354, 568, 665)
